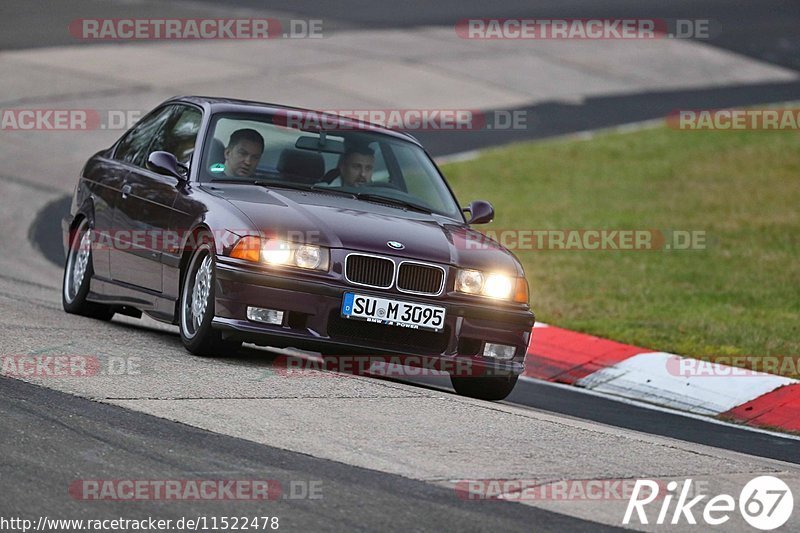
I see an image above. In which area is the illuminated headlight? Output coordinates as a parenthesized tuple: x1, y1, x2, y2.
(230, 237, 329, 271)
(455, 269, 512, 299)
(455, 269, 529, 303)
(483, 273, 513, 299)
(262, 240, 293, 265)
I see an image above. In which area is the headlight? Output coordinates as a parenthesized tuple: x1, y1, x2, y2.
(262, 240, 292, 265)
(454, 269, 484, 294)
(230, 236, 329, 271)
(483, 273, 513, 299)
(455, 269, 528, 303)
(294, 244, 322, 269)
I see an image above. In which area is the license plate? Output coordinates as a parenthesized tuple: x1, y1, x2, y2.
(341, 293, 445, 332)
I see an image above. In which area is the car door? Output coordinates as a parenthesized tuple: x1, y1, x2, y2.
(105, 105, 174, 284)
(110, 104, 202, 292)
(80, 155, 128, 281)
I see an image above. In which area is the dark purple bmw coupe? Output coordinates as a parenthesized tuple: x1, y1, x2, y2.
(62, 96, 535, 400)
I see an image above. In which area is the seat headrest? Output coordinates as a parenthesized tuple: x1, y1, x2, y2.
(209, 138, 226, 166)
(277, 149, 325, 184)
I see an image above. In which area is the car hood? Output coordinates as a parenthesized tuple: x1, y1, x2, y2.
(213, 186, 523, 275)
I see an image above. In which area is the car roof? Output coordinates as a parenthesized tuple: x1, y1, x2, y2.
(166, 95, 423, 146)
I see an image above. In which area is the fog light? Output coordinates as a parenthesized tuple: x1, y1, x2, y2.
(247, 306, 284, 325)
(483, 343, 516, 360)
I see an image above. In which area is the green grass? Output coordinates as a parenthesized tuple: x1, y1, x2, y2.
(441, 125, 800, 377)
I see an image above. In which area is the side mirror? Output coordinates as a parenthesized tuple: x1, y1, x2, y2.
(147, 151, 188, 180)
(464, 200, 494, 224)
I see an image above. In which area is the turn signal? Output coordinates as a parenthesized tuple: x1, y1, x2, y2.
(230, 236, 262, 262)
(513, 277, 529, 304)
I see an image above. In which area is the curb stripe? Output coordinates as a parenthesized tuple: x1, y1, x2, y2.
(524, 325, 800, 434)
(721, 384, 800, 432)
(525, 325, 648, 382)
(575, 352, 795, 416)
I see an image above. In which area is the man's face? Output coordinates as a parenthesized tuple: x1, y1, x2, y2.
(224, 140, 263, 177)
(339, 153, 374, 187)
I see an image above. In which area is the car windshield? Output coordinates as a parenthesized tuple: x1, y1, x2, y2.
(200, 112, 464, 220)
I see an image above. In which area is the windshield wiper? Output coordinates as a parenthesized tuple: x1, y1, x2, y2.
(264, 182, 357, 198)
(255, 181, 312, 190)
(209, 178, 262, 184)
(354, 192, 432, 214)
(209, 179, 313, 189)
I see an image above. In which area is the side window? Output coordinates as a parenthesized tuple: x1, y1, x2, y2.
(149, 105, 203, 165)
(114, 106, 175, 167)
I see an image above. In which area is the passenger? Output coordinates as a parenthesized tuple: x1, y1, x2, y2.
(329, 145, 375, 187)
(223, 128, 264, 178)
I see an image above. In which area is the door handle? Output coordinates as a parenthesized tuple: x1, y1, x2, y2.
(121, 184, 132, 199)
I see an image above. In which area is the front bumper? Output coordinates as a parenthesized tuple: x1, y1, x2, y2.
(212, 257, 535, 375)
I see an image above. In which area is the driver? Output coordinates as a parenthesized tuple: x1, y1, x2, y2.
(223, 128, 265, 178)
(329, 145, 374, 187)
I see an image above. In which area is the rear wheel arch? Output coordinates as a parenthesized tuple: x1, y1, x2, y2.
(62, 215, 114, 320)
(74, 195, 97, 225)
(66, 198, 96, 244)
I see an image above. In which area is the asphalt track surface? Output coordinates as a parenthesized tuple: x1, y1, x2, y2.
(4, 0, 800, 70)
(3, 376, 618, 532)
(3, 1, 799, 158)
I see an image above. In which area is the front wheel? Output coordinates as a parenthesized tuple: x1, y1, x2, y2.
(62, 218, 114, 321)
(450, 374, 519, 401)
(179, 242, 240, 356)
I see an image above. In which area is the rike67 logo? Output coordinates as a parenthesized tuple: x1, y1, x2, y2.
(624, 476, 793, 530)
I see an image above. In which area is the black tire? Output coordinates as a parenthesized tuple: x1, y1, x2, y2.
(450, 374, 519, 401)
(179, 241, 241, 356)
(62, 217, 115, 321)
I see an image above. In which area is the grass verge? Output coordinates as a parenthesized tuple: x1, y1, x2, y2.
(441, 124, 800, 377)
